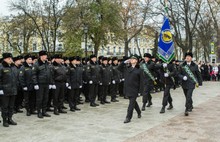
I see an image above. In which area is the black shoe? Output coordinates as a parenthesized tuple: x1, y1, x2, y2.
(100, 101, 105, 105)
(185, 111, 189, 116)
(43, 112, 51, 117)
(59, 109, 67, 113)
(94, 103, 99, 106)
(146, 102, 152, 107)
(138, 114, 141, 118)
(26, 111, 31, 116)
(85, 99, 90, 103)
(74, 107, 81, 111)
(124, 118, 131, 123)
(104, 100, 110, 104)
(90, 103, 96, 107)
(8, 118, 17, 125)
(167, 105, 173, 110)
(160, 107, 165, 113)
(3, 119, 9, 127)
(38, 112, 44, 118)
(54, 109, 60, 115)
(141, 106, 145, 111)
(70, 108, 75, 112)
(111, 99, 119, 102)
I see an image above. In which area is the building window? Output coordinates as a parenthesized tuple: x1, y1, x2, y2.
(33, 43, 37, 51)
(119, 47, 121, 54)
(107, 46, 110, 54)
(113, 47, 116, 55)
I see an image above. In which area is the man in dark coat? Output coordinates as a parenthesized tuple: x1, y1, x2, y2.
(67, 56, 83, 111)
(32, 50, 52, 118)
(140, 53, 155, 110)
(99, 57, 112, 104)
(86, 55, 100, 107)
(19, 54, 36, 116)
(178, 52, 203, 116)
(0, 53, 18, 127)
(111, 57, 120, 102)
(51, 54, 68, 115)
(160, 61, 177, 113)
(118, 55, 144, 123)
(13, 55, 24, 113)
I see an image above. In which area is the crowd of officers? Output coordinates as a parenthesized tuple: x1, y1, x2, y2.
(0, 50, 202, 126)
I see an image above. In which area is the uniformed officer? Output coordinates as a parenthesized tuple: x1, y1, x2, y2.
(13, 55, 24, 113)
(86, 55, 100, 107)
(67, 56, 83, 111)
(178, 52, 202, 116)
(111, 57, 120, 102)
(19, 54, 36, 116)
(99, 57, 111, 104)
(51, 54, 68, 115)
(0, 53, 18, 127)
(160, 61, 177, 113)
(32, 50, 52, 118)
(118, 55, 144, 123)
(140, 53, 155, 110)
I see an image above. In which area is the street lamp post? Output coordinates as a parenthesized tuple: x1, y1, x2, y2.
(84, 25, 88, 57)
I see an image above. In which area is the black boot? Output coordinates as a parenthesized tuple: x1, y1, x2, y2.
(43, 110, 51, 117)
(167, 104, 173, 110)
(54, 108, 59, 115)
(26, 110, 31, 116)
(160, 106, 165, 113)
(38, 110, 43, 118)
(146, 102, 152, 107)
(185, 109, 189, 116)
(8, 117, 17, 125)
(124, 118, 131, 123)
(58, 109, 67, 114)
(141, 103, 146, 111)
(3, 118, 9, 127)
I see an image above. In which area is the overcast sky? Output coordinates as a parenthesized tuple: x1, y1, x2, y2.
(0, 0, 11, 16)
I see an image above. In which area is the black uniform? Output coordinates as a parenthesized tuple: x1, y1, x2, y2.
(32, 59, 52, 118)
(51, 61, 68, 114)
(86, 61, 100, 106)
(0, 61, 18, 126)
(160, 63, 177, 113)
(118, 62, 144, 123)
(99, 63, 112, 104)
(178, 61, 202, 115)
(14, 64, 23, 113)
(19, 62, 36, 115)
(140, 60, 155, 110)
(111, 63, 120, 102)
(68, 63, 83, 111)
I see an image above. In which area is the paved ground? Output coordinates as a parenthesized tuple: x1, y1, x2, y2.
(0, 82, 219, 142)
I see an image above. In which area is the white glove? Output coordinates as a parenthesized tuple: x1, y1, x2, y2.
(109, 82, 111, 85)
(34, 85, 39, 90)
(0, 90, 4, 95)
(99, 83, 102, 85)
(23, 87, 28, 91)
(49, 85, 52, 89)
(89, 81, 93, 84)
(124, 59, 130, 64)
(183, 76, 187, 81)
(79, 86, 82, 88)
(163, 63, 167, 68)
(164, 73, 169, 77)
(138, 93, 141, 96)
(52, 85, 56, 89)
(112, 80, 116, 84)
(68, 86, 71, 90)
(66, 83, 69, 87)
(122, 78, 125, 81)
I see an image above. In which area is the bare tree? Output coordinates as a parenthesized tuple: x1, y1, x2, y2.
(10, 0, 74, 54)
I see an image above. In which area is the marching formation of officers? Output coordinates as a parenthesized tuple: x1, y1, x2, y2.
(0, 50, 203, 126)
